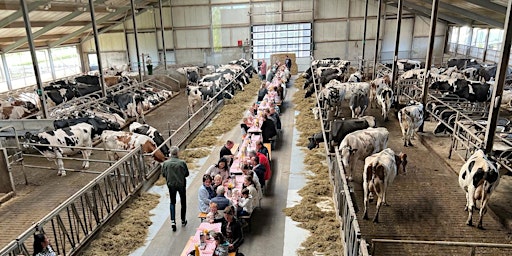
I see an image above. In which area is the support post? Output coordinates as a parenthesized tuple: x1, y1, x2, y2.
(89, 0, 107, 97)
(484, 0, 512, 154)
(391, 0, 403, 99)
(130, 0, 143, 81)
(20, 0, 48, 118)
(158, 0, 167, 70)
(373, 0, 383, 79)
(361, 0, 369, 73)
(421, 0, 439, 108)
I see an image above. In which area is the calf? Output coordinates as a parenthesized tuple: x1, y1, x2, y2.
(458, 150, 499, 229)
(129, 122, 170, 157)
(101, 130, 166, 164)
(397, 102, 424, 146)
(0, 106, 31, 119)
(339, 127, 389, 181)
(363, 148, 400, 223)
(25, 123, 94, 176)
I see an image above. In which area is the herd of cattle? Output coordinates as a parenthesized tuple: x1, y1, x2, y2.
(18, 58, 255, 177)
(303, 57, 502, 229)
(183, 59, 256, 113)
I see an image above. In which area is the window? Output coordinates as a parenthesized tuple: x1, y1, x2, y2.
(450, 27, 459, 43)
(252, 23, 312, 59)
(458, 26, 471, 45)
(52, 46, 81, 78)
(471, 28, 487, 48)
(488, 28, 503, 50)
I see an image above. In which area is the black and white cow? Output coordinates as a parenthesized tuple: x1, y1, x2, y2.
(105, 92, 145, 123)
(129, 122, 170, 157)
(376, 85, 393, 121)
(398, 101, 424, 146)
(349, 90, 369, 118)
(53, 116, 121, 139)
(25, 123, 94, 176)
(458, 149, 499, 229)
(307, 116, 376, 151)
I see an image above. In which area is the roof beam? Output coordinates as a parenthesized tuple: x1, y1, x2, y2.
(5, 21, 91, 28)
(465, 0, 506, 14)
(0, 2, 111, 13)
(48, 11, 123, 48)
(0, 34, 67, 44)
(387, 1, 471, 26)
(0, 1, 46, 29)
(418, 0, 503, 27)
(3, 10, 86, 53)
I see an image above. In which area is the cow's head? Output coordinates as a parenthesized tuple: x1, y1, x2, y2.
(307, 137, 318, 150)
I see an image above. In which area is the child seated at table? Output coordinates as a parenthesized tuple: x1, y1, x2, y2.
(212, 174, 223, 193)
(237, 188, 253, 217)
(207, 202, 223, 223)
(212, 232, 229, 256)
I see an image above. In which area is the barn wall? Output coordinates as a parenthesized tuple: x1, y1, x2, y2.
(81, 0, 447, 71)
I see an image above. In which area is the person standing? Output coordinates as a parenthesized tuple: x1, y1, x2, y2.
(161, 146, 189, 231)
(260, 59, 267, 80)
(219, 140, 235, 166)
(146, 56, 153, 75)
(285, 55, 292, 70)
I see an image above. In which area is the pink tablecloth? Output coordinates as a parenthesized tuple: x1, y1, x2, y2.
(183, 223, 222, 256)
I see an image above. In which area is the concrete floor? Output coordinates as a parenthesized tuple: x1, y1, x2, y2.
(130, 80, 308, 256)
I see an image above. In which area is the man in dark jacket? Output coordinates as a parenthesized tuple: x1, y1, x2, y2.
(161, 146, 189, 231)
(219, 140, 235, 166)
(260, 114, 277, 143)
(221, 206, 244, 252)
(211, 186, 232, 210)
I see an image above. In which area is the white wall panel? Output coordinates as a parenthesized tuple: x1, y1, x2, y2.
(252, 13, 281, 24)
(314, 41, 347, 59)
(283, 0, 313, 21)
(172, 0, 208, 6)
(82, 33, 127, 52)
(349, 19, 377, 40)
(211, 0, 248, 4)
(173, 6, 210, 27)
(213, 5, 250, 25)
(124, 11, 156, 30)
(175, 49, 206, 65)
(314, 21, 348, 41)
(411, 36, 445, 64)
(350, 0, 379, 17)
(316, 0, 348, 19)
(413, 16, 447, 37)
(251, 1, 280, 24)
(175, 29, 210, 48)
(156, 30, 175, 50)
(154, 7, 173, 28)
(381, 18, 414, 55)
(218, 27, 250, 47)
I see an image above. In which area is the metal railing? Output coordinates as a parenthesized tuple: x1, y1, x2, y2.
(308, 57, 370, 256)
(0, 62, 253, 255)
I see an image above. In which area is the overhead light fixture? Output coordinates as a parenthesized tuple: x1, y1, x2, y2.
(43, 3, 51, 10)
(77, 6, 87, 12)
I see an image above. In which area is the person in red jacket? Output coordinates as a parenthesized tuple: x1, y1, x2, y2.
(249, 150, 271, 181)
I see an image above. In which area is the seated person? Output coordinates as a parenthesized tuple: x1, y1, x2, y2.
(212, 232, 229, 256)
(256, 140, 269, 159)
(260, 114, 277, 143)
(240, 117, 253, 137)
(212, 174, 223, 194)
(221, 206, 244, 253)
(237, 188, 254, 217)
(257, 82, 268, 102)
(241, 165, 262, 200)
(198, 174, 215, 213)
(206, 158, 230, 181)
(207, 202, 224, 223)
(211, 186, 232, 210)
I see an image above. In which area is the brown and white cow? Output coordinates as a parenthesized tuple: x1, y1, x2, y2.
(25, 123, 94, 176)
(0, 105, 31, 119)
(339, 127, 389, 181)
(363, 148, 404, 223)
(458, 149, 500, 229)
(100, 130, 166, 164)
(398, 101, 424, 147)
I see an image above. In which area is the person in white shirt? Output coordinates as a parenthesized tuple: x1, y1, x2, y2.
(237, 188, 253, 216)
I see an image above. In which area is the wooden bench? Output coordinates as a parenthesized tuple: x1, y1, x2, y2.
(197, 212, 208, 222)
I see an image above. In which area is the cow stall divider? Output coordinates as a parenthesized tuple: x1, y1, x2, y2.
(307, 57, 371, 256)
(0, 63, 254, 255)
(0, 148, 148, 256)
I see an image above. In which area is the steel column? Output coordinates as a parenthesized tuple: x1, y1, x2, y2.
(88, 0, 106, 97)
(484, 0, 512, 154)
(483, 28, 490, 62)
(20, 0, 48, 118)
(158, 0, 167, 70)
(361, 0, 369, 73)
(391, 0, 403, 93)
(421, 0, 439, 111)
(47, 48, 56, 80)
(130, 0, 143, 81)
(373, 0, 383, 79)
(1, 54, 13, 91)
